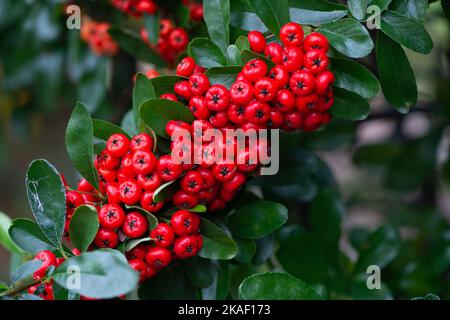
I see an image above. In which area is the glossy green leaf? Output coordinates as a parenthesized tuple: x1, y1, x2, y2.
(226, 44, 243, 65)
(390, 0, 427, 23)
(188, 38, 227, 68)
(150, 75, 186, 97)
(133, 73, 156, 125)
(139, 98, 194, 138)
(228, 201, 288, 239)
(289, 0, 347, 25)
(25, 159, 66, 247)
(189, 204, 207, 213)
(108, 28, 167, 67)
(152, 180, 177, 203)
(331, 58, 380, 99)
(329, 88, 370, 121)
(317, 19, 374, 58)
(239, 272, 322, 300)
(248, 0, 290, 36)
(65, 102, 99, 190)
(411, 293, 441, 300)
(53, 250, 139, 299)
(9, 219, 57, 254)
(0, 212, 23, 255)
(240, 49, 275, 68)
(92, 119, 130, 141)
(144, 13, 160, 45)
(348, 0, 368, 20)
(251, 234, 275, 265)
(234, 238, 256, 264)
(121, 110, 139, 137)
(125, 206, 158, 231)
(69, 205, 99, 252)
(205, 66, 242, 88)
(11, 260, 42, 285)
(199, 218, 238, 260)
(376, 32, 417, 112)
(185, 257, 215, 288)
(202, 261, 230, 300)
(380, 10, 433, 54)
(235, 35, 250, 51)
(204, 0, 230, 53)
(125, 237, 152, 252)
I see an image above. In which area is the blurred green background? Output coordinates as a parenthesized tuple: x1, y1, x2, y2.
(0, 0, 449, 299)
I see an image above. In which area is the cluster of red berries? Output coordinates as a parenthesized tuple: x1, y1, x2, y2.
(63, 132, 204, 282)
(140, 19, 189, 65)
(170, 22, 334, 132)
(80, 20, 118, 56)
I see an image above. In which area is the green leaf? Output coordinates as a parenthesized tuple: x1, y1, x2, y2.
(144, 13, 160, 45)
(133, 73, 156, 126)
(355, 225, 401, 272)
(199, 218, 238, 260)
(204, 0, 230, 53)
(443, 0, 450, 23)
(0, 212, 23, 255)
(125, 237, 152, 252)
(125, 206, 158, 231)
(226, 45, 243, 65)
(230, 0, 268, 32)
(108, 27, 167, 67)
(69, 205, 99, 252)
(238, 272, 322, 300)
(77, 61, 107, 113)
(353, 143, 402, 167)
(240, 49, 275, 68)
(205, 66, 242, 88)
(329, 88, 370, 121)
(65, 102, 99, 190)
(92, 119, 130, 141)
(0, 282, 8, 293)
(376, 32, 417, 112)
(234, 238, 256, 264)
(53, 250, 139, 299)
(252, 234, 275, 265)
(289, 0, 348, 26)
(121, 110, 139, 137)
(390, 0, 427, 23)
(249, 0, 290, 36)
(152, 180, 178, 202)
(11, 260, 42, 285)
(317, 19, 374, 58)
(188, 38, 228, 68)
(139, 98, 194, 139)
(235, 35, 250, 51)
(348, 0, 368, 20)
(368, 0, 392, 13)
(25, 159, 66, 248)
(202, 261, 230, 300)
(185, 257, 215, 287)
(150, 75, 187, 96)
(228, 201, 288, 239)
(380, 10, 433, 54)
(331, 58, 380, 99)
(9, 219, 57, 254)
(351, 275, 393, 300)
(189, 204, 207, 213)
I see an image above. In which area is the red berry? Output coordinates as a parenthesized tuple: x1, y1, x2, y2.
(284, 111, 303, 131)
(303, 32, 329, 52)
(244, 100, 271, 124)
(33, 250, 56, 279)
(137, 172, 161, 191)
(227, 103, 247, 125)
(269, 109, 284, 128)
(99, 203, 126, 230)
(140, 191, 164, 213)
(209, 111, 229, 128)
(98, 168, 117, 183)
(180, 170, 204, 194)
(212, 162, 237, 182)
(276, 89, 296, 113)
(268, 65, 289, 89)
(159, 19, 173, 38)
(296, 94, 318, 113)
(290, 70, 316, 96)
(98, 150, 119, 170)
(128, 258, 147, 281)
(264, 42, 283, 64)
(196, 167, 216, 189)
(77, 178, 94, 193)
(28, 282, 54, 300)
(145, 69, 160, 79)
(237, 148, 259, 173)
(131, 133, 154, 152)
(222, 171, 247, 193)
(173, 235, 203, 259)
(122, 212, 148, 238)
(146, 247, 172, 270)
(160, 93, 178, 102)
(170, 210, 200, 236)
(131, 150, 156, 175)
(316, 91, 334, 112)
(150, 222, 174, 248)
(94, 228, 119, 248)
(66, 191, 84, 214)
(156, 155, 183, 181)
(189, 3, 204, 21)
(189, 72, 210, 96)
(106, 133, 130, 158)
(303, 112, 323, 132)
(279, 22, 304, 47)
(208, 197, 226, 211)
(248, 31, 266, 53)
(205, 84, 230, 111)
(176, 57, 196, 77)
(168, 28, 189, 52)
(173, 190, 199, 209)
(174, 80, 192, 100)
(165, 120, 191, 138)
(119, 179, 142, 205)
(120, 153, 137, 178)
(282, 46, 304, 72)
(126, 244, 148, 260)
(304, 49, 329, 74)
(253, 77, 277, 102)
(242, 59, 268, 83)
(230, 80, 253, 105)
(315, 71, 335, 96)
(189, 96, 211, 120)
